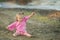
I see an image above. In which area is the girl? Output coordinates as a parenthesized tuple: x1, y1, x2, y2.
(7, 12, 35, 37)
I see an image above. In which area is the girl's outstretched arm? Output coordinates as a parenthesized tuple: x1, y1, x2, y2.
(27, 12, 35, 19)
(6, 22, 17, 31)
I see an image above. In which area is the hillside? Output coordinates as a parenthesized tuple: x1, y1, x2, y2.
(0, 9, 60, 40)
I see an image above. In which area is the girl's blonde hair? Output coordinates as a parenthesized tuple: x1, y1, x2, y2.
(16, 12, 24, 21)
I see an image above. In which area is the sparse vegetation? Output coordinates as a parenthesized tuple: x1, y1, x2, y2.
(0, 9, 60, 40)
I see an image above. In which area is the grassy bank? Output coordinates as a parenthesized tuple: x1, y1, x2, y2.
(0, 9, 60, 40)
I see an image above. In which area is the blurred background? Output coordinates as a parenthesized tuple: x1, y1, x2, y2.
(0, 0, 60, 5)
(0, 0, 60, 10)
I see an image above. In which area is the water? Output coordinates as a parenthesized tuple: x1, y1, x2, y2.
(0, 0, 60, 10)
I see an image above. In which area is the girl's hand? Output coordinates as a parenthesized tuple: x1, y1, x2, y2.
(6, 27, 8, 29)
(27, 12, 35, 18)
(32, 12, 35, 15)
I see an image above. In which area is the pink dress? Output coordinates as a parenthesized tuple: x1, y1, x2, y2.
(7, 16, 29, 35)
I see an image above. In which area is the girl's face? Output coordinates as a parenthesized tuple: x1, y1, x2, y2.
(16, 14, 24, 22)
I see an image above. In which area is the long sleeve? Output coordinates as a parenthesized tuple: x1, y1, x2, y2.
(7, 21, 17, 31)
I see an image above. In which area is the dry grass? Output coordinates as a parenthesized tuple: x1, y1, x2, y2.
(0, 9, 60, 40)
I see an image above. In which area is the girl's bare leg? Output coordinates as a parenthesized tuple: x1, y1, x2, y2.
(13, 33, 17, 37)
(24, 32, 32, 37)
(13, 31, 32, 37)
(13, 32, 19, 37)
